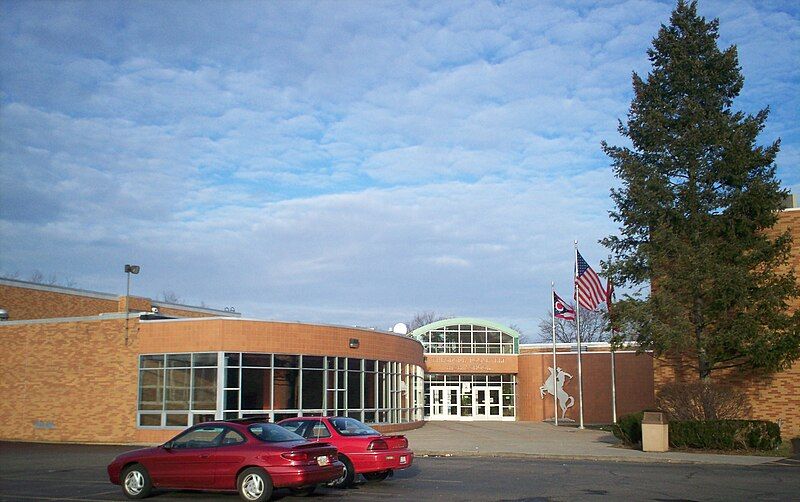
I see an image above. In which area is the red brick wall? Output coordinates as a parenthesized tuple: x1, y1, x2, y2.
(517, 351, 655, 424)
(654, 209, 800, 438)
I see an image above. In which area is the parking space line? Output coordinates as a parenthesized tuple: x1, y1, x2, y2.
(416, 478, 464, 483)
(0, 494, 119, 502)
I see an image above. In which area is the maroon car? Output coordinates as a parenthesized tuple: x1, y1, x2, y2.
(278, 416, 413, 488)
(107, 419, 343, 501)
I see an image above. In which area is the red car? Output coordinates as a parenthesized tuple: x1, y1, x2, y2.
(278, 416, 413, 488)
(107, 419, 343, 501)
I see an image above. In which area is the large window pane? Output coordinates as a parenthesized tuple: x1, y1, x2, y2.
(192, 353, 217, 367)
(165, 368, 190, 410)
(138, 369, 163, 410)
(301, 370, 324, 409)
(242, 368, 272, 410)
(274, 368, 300, 409)
(166, 353, 191, 368)
(192, 367, 217, 409)
(275, 355, 300, 368)
(140, 355, 164, 369)
(242, 354, 271, 367)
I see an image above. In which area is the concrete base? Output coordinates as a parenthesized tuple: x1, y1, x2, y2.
(642, 423, 669, 452)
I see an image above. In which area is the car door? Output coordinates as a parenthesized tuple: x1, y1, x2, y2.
(147, 425, 224, 489)
(209, 428, 249, 490)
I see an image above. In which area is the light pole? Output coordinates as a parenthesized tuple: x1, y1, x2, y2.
(124, 264, 140, 345)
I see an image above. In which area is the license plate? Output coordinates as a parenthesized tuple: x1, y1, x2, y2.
(316, 455, 330, 466)
(400, 455, 407, 464)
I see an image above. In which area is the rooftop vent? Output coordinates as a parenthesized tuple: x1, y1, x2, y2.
(783, 193, 797, 209)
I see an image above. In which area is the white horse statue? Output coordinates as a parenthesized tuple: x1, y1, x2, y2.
(539, 366, 575, 420)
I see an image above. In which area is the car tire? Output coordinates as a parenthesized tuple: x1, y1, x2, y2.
(121, 464, 153, 499)
(329, 455, 355, 488)
(363, 470, 391, 482)
(237, 467, 273, 502)
(289, 485, 317, 496)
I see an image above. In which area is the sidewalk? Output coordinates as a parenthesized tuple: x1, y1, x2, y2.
(404, 421, 780, 466)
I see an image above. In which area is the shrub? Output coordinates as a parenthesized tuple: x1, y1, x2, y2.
(612, 411, 644, 446)
(656, 381, 751, 421)
(669, 420, 781, 450)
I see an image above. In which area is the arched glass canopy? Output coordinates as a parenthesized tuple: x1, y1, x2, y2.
(410, 318, 520, 355)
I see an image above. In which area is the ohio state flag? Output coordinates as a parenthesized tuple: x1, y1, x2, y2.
(553, 291, 576, 321)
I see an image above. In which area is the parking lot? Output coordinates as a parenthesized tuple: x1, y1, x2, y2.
(1, 441, 799, 501)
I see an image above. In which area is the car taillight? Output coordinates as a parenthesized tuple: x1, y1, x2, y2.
(399, 436, 408, 448)
(281, 451, 309, 461)
(367, 439, 388, 451)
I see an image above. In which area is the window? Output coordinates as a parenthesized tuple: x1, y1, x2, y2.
(170, 426, 225, 449)
(416, 323, 517, 354)
(138, 352, 423, 428)
(137, 353, 218, 428)
(220, 429, 246, 446)
(248, 423, 305, 442)
(329, 417, 379, 436)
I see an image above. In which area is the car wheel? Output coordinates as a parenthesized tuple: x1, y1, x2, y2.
(121, 464, 153, 499)
(363, 470, 391, 482)
(328, 455, 355, 488)
(289, 485, 317, 496)
(237, 467, 273, 502)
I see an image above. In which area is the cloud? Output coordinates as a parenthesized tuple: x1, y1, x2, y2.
(1, 0, 798, 336)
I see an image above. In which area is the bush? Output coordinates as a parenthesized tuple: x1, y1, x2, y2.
(669, 420, 781, 450)
(612, 412, 644, 446)
(656, 381, 751, 421)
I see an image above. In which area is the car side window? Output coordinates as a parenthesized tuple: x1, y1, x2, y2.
(280, 421, 305, 435)
(305, 421, 331, 439)
(220, 429, 246, 446)
(170, 426, 226, 449)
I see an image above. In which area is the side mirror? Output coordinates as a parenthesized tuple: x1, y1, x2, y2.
(162, 441, 173, 450)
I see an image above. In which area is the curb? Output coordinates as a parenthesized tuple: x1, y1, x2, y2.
(414, 450, 781, 466)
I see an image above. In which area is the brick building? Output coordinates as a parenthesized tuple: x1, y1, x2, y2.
(0, 279, 653, 444)
(0, 279, 425, 444)
(654, 204, 800, 437)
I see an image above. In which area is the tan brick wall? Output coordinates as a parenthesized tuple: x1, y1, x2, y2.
(0, 281, 236, 321)
(0, 317, 425, 444)
(654, 209, 800, 438)
(0, 283, 118, 320)
(0, 317, 139, 443)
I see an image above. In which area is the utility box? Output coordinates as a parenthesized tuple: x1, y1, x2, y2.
(642, 411, 669, 452)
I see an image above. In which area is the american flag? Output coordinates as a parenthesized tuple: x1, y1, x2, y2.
(553, 291, 576, 321)
(575, 250, 607, 311)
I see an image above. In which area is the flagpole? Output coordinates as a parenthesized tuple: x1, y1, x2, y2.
(574, 240, 585, 430)
(551, 282, 558, 426)
(606, 263, 618, 424)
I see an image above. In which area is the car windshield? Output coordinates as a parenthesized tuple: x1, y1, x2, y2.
(248, 423, 306, 443)
(329, 417, 379, 436)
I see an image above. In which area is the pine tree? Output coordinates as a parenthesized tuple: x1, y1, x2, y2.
(601, 1, 800, 379)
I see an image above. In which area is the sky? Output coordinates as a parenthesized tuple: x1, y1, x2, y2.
(1, 0, 798, 339)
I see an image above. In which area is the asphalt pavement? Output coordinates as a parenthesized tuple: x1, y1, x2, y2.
(1, 441, 798, 501)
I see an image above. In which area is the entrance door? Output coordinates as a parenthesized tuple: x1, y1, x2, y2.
(429, 385, 460, 419)
(472, 387, 501, 419)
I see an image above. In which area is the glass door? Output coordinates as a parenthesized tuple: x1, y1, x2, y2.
(429, 385, 459, 420)
(472, 387, 501, 419)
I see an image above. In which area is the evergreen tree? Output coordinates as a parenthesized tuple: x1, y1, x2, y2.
(601, 1, 800, 379)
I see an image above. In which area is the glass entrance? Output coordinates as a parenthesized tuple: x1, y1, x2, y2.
(472, 387, 501, 419)
(429, 385, 459, 419)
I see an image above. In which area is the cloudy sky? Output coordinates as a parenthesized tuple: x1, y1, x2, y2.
(1, 0, 798, 337)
